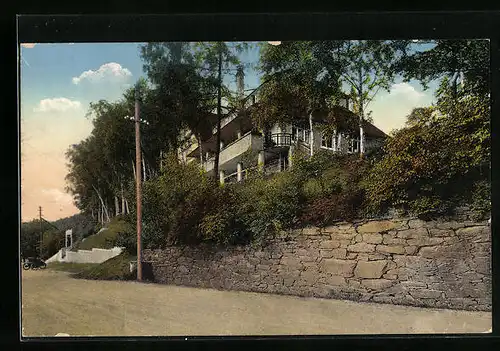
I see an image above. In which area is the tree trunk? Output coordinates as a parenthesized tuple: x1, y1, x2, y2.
(92, 185, 110, 223)
(213, 45, 223, 180)
(198, 134, 204, 165)
(125, 199, 130, 215)
(114, 196, 120, 217)
(132, 159, 136, 181)
(358, 68, 366, 157)
(121, 183, 126, 215)
(142, 152, 146, 182)
(309, 111, 314, 157)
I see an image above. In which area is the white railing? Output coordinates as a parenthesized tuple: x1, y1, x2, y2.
(203, 132, 263, 172)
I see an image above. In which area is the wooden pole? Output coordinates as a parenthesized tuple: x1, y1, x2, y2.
(38, 206, 43, 258)
(135, 87, 143, 282)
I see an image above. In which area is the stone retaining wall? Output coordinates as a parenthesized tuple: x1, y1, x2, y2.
(143, 218, 491, 311)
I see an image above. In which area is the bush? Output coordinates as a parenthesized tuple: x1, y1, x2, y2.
(236, 172, 303, 242)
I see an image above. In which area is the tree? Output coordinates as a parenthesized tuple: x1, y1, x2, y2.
(393, 40, 489, 99)
(193, 42, 249, 179)
(256, 41, 402, 156)
(329, 40, 404, 156)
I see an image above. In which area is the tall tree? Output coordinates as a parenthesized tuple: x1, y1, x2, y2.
(193, 42, 249, 179)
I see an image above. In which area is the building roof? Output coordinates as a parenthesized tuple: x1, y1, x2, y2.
(312, 106, 388, 138)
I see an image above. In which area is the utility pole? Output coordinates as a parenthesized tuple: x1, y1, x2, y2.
(38, 206, 43, 258)
(135, 85, 143, 282)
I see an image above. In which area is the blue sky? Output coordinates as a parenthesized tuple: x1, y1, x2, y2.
(20, 41, 438, 221)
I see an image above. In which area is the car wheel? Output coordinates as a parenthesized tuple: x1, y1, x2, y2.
(23, 263, 31, 270)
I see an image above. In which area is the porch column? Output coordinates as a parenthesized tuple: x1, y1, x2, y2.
(333, 129, 338, 152)
(237, 162, 243, 182)
(337, 133, 343, 153)
(219, 170, 225, 185)
(309, 112, 314, 157)
(237, 130, 242, 139)
(288, 145, 295, 169)
(258, 150, 265, 170)
(359, 126, 365, 155)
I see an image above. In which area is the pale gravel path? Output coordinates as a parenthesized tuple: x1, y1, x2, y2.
(21, 269, 491, 337)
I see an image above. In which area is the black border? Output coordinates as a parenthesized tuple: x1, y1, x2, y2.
(10, 11, 500, 351)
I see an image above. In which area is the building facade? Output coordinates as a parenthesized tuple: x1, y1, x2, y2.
(178, 95, 387, 184)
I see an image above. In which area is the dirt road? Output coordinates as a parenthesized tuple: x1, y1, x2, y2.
(21, 269, 491, 336)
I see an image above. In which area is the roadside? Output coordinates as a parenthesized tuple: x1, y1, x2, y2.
(21, 269, 491, 336)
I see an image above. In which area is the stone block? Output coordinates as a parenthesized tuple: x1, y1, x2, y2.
(300, 270, 318, 284)
(406, 237, 445, 247)
(397, 228, 428, 239)
(408, 219, 426, 229)
(320, 240, 341, 249)
(330, 232, 357, 241)
(368, 253, 388, 261)
(410, 289, 443, 299)
(382, 236, 406, 245)
(436, 221, 464, 230)
(361, 279, 394, 290)
(428, 229, 454, 237)
(320, 250, 334, 258)
(363, 233, 383, 244)
(354, 260, 388, 279)
(472, 256, 491, 275)
(321, 259, 357, 277)
(376, 245, 406, 255)
(404, 246, 418, 255)
(382, 273, 398, 280)
(302, 226, 320, 236)
(331, 248, 347, 259)
(348, 243, 376, 253)
(280, 257, 303, 268)
(325, 275, 347, 286)
(357, 220, 396, 233)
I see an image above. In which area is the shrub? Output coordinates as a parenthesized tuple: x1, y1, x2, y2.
(236, 172, 303, 242)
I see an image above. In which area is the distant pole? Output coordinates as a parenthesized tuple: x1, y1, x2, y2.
(135, 85, 143, 282)
(38, 206, 43, 258)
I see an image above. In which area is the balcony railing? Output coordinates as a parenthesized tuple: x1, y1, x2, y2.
(203, 132, 263, 173)
(264, 133, 293, 148)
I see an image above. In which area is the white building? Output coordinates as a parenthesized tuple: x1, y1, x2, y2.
(178, 94, 387, 184)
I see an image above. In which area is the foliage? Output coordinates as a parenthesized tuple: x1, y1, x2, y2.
(295, 152, 370, 226)
(41, 229, 65, 260)
(393, 39, 490, 98)
(74, 216, 133, 251)
(365, 81, 490, 219)
(47, 262, 99, 274)
(73, 253, 136, 281)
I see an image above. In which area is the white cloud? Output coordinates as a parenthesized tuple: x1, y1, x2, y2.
(33, 98, 82, 113)
(72, 62, 132, 85)
(21, 43, 36, 48)
(369, 82, 433, 134)
(388, 82, 425, 103)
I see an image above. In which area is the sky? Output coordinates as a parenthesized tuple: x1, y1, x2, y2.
(20, 42, 438, 222)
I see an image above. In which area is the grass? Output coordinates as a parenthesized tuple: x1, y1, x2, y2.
(72, 253, 137, 281)
(47, 262, 99, 273)
(72, 217, 132, 251)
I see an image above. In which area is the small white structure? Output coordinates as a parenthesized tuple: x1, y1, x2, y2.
(46, 247, 123, 264)
(65, 229, 73, 250)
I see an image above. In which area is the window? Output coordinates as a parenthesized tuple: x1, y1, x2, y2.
(292, 127, 298, 141)
(348, 138, 360, 153)
(321, 132, 334, 149)
(304, 130, 310, 143)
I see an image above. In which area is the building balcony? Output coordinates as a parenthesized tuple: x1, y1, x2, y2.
(264, 133, 294, 149)
(203, 131, 263, 173)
